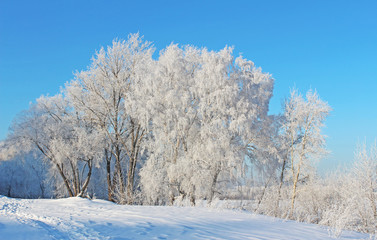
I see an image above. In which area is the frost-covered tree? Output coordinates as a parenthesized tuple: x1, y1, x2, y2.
(139, 44, 201, 204)
(139, 44, 274, 205)
(66, 33, 154, 203)
(281, 89, 331, 217)
(5, 94, 102, 197)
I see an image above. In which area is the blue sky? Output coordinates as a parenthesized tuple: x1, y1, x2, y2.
(1, 0, 376, 173)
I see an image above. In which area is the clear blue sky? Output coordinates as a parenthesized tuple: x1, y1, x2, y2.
(1, 0, 376, 173)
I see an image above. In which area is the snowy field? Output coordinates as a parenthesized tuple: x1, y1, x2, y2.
(0, 196, 370, 240)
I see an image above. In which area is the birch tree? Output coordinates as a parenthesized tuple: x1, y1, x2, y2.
(282, 89, 331, 217)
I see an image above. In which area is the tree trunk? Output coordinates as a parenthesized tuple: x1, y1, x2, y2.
(68, 159, 79, 196)
(369, 178, 377, 221)
(77, 160, 93, 197)
(275, 157, 287, 216)
(169, 190, 175, 205)
(55, 163, 74, 197)
(105, 149, 114, 202)
(290, 172, 299, 217)
(190, 194, 196, 206)
(114, 145, 125, 203)
(290, 162, 302, 218)
(208, 168, 220, 204)
(126, 157, 136, 204)
(256, 175, 273, 212)
(290, 122, 309, 218)
(7, 185, 11, 198)
(35, 144, 74, 197)
(126, 125, 144, 205)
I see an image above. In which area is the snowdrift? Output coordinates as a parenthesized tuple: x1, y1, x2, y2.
(0, 195, 370, 239)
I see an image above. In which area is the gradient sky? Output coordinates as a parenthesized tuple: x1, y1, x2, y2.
(1, 0, 376, 173)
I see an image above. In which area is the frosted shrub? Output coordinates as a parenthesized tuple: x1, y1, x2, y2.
(320, 143, 377, 235)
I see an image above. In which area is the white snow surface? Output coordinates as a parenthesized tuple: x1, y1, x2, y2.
(0, 196, 370, 240)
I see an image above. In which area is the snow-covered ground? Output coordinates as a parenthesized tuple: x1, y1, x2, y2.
(0, 195, 371, 240)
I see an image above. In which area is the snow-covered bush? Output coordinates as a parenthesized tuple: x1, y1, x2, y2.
(320, 142, 377, 235)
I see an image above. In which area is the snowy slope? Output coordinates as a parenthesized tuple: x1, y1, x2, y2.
(0, 196, 370, 240)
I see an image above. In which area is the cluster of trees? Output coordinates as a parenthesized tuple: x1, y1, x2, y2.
(0, 34, 375, 235)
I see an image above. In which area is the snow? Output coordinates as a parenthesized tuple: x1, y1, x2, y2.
(0, 196, 370, 240)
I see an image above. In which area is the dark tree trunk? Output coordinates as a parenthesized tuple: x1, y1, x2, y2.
(77, 160, 93, 197)
(55, 163, 74, 197)
(275, 157, 287, 216)
(208, 168, 220, 204)
(105, 148, 114, 202)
